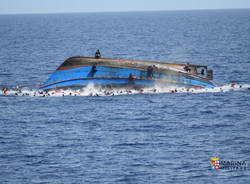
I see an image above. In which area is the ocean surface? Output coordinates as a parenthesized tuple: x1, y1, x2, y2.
(0, 9, 250, 183)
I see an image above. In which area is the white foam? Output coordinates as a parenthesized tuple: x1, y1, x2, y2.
(1, 83, 249, 97)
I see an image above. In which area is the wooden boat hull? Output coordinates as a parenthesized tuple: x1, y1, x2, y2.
(39, 57, 215, 90)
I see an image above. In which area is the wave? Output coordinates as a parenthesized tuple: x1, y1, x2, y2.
(1, 83, 249, 97)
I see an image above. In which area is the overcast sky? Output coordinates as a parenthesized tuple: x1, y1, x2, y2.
(1, 0, 250, 14)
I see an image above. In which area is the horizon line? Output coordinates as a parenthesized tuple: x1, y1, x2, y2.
(0, 7, 249, 16)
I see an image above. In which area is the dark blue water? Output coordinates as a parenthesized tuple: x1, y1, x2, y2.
(0, 10, 250, 183)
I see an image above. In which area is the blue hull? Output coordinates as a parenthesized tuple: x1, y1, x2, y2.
(39, 57, 215, 90)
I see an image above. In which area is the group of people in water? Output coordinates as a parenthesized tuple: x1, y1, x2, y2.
(1, 82, 246, 97)
(0, 86, 183, 97)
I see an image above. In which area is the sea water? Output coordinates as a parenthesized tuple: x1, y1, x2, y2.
(0, 10, 250, 183)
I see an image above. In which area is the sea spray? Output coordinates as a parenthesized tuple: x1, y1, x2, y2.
(1, 83, 249, 97)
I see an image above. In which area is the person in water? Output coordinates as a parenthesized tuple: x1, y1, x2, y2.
(184, 63, 191, 72)
(95, 49, 101, 58)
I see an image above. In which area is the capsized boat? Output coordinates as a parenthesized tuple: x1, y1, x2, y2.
(39, 56, 215, 91)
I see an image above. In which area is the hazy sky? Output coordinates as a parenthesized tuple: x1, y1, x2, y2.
(1, 0, 250, 14)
